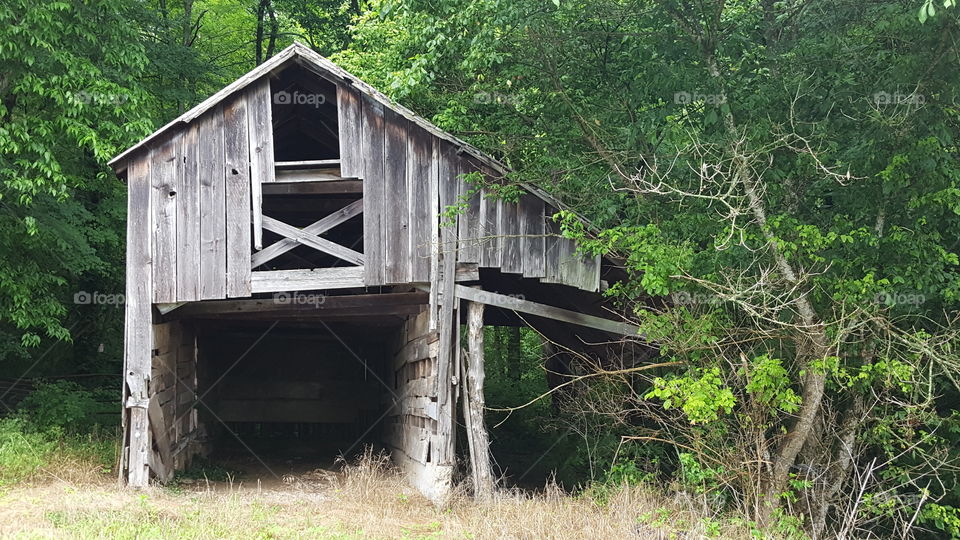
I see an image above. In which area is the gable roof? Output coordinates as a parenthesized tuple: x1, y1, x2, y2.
(109, 42, 569, 213)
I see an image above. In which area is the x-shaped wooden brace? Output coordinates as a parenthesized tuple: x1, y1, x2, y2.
(252, 198, 364, 268)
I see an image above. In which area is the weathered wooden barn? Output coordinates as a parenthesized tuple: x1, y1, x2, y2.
(110, 42, 641, 502)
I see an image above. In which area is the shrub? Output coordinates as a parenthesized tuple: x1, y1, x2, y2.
(18, 380, 99, 433)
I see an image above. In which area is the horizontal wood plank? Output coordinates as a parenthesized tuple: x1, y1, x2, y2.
(454, 285, 640, 337)
(250, 267, 365, 293)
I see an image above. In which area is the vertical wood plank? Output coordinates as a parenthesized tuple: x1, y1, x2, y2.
(224, 95, 252, 298)
(383, 108, 409, 284)
(176, 125, 200, 301)
(125, 155, 153, 487)
(247, 80, 274, 250)
(428, 137, 441, 331)
(457, 160, 481, 264)
(199, 107, 227, 300)
(557, 236, 579, 288)
(337, 85, 363, 178)
(479, 185, 501, 268)
(543, 209, 562, 283)
(520, 194, 546, 278)
(499, 197, 522, 274)
(408, 128, 432, 282)
(152, 136, 179, 303)
(361, 96, 385, 286)
(435, 141, 458, 466)
(586, 254, 601, 292)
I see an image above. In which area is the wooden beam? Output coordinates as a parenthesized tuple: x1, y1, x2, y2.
(167, 292, 427, 319)
(180, 304, 424, 321)
(274, 168, 343, 182)
(275, 159, 341, 168)
(261, 180, 362, 195)
(247, 80, 274, 249)
(261, 215, 365, 265)
(252, 199, 363, 267)
(250, 267, 365, 293)
(124, 156, 153, 488)
(147, 394, 173, 481)
(454, 285, 640, 337)
(464, 299, 494, 500)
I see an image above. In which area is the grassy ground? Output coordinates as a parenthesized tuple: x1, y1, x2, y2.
(0, 446, 762, 540)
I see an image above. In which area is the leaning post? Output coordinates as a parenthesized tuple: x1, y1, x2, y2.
(464, 296, 495, 500)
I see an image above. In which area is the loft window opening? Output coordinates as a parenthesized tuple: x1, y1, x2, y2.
(270, 64, 340, 162)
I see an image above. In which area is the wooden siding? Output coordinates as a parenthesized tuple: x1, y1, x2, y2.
(384, 310, 453, 502)
(337, 85, 363, 178)
(142, 88, 256, 304)
(130, 62, 600, 302)
(360, 95, 386, 286)
(149, 320, 201, 480)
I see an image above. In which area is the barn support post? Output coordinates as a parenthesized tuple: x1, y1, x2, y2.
(464, 298, 495, 500)
(123, 155, 154, 488)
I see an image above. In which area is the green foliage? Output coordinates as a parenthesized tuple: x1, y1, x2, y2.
(676, 452, 724, 495)
(0, 417, 55, 487)
(0, 0, 151, 350)
(17, 380, 99, 433)
(173, 458, 240, 484)
(646, 367, 736, 425)
(920, 503, 960, 538)
(0, 416, 116, 487)
(743, 355, 801, 414)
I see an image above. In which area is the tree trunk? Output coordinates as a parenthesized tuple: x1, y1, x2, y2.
(254, 0, 268, 65)
(702, 48, 832, 526)
(506, 326, 522, 383)
(464, 300, 495, 500)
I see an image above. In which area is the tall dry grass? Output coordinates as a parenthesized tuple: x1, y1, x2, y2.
(0, 445, 762, 539)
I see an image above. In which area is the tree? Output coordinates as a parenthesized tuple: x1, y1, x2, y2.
(338, 0, 960, 534)
(0, 0, 151, 351)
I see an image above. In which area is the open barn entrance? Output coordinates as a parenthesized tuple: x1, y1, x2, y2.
(151, 291, 432, 485)
(194, 321, 392, 479)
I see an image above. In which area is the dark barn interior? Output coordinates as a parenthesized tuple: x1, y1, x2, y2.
(197, 322, 389, 466)
(164, 292, 430, 478)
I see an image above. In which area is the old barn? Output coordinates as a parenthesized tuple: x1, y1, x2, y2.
(110, 42, 641, 502)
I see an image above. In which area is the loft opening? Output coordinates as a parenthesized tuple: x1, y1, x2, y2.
(270, 63, 340, 162)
